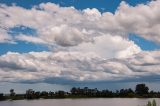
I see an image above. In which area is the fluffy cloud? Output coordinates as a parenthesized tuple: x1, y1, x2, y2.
(0, 1, 160, 83)
(0, 29, 13, 43)
(0, 50, 160, 83)
(114, 1, 160, 42)
(70, 34, 141, 59)
(15, 34, 47, 44)
(0, 0, 160, 45)
(51, 25, 86, 46)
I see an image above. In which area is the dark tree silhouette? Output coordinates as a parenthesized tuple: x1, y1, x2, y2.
(0, 93, 5, 100)
(10, 89, 15, 96)
(1, 83, 160, 101)
(55, 91, 65, 98)
(71, 87, 78, 95)
(25, 89, 35, 99)
(135, 84, 149, 95)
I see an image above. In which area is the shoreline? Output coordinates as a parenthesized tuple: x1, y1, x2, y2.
(1, 84, 160, 101)
(0, 97, 160, 101)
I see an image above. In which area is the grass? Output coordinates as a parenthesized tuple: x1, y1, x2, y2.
(145, 99, 157, 106)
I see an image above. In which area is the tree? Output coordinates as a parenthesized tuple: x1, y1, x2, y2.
(35, 91, 40, 99)
(135, 84, 149, 95)
(26, 89, 35, 99)
(10, 89, 15, 96)
(0, 93, 5, 100)
(71, 87, 77, 95)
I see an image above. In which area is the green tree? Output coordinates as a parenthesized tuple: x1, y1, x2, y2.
(26, 89, 35, 99)
(0, 93, 5, 100)
(71, 87, 77, 95)
(10, 89, 15, 96)
(135, 84, 149, 95)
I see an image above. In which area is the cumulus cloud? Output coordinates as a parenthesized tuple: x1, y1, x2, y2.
(0, 0, 160, 45)
(0, 29, 13, 43)
(70, 34, 141, 59)
(0, 0, 160, 83)
(114, 1, 160, 42)
(52, 25, 86, 46)
(0, 50, 160, 83)
(15, 34, 47, 44)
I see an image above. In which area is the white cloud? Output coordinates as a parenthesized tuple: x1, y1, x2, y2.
(51, 25, 86, 46)
(0, 29, 13, 43)
(0, 50, 160, 83)
(70, 34, 141, 59)
(15, 34, 47, 44)
(0, 0, 160, 45)
(114, 1, 160, 42)
(0, 1, 160, 83)
(83, 8, 101, 21)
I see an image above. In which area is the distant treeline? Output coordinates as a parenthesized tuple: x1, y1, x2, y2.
(0, 83, 160, 100)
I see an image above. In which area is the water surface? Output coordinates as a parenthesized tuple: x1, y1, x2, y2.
(0, 98, 160, 106)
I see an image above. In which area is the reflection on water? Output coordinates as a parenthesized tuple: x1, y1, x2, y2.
(0, 98, 160, 106)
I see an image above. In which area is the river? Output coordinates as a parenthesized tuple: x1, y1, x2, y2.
(0, 98, 160, 106)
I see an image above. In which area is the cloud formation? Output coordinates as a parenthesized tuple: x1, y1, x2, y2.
(70, 34, 141, 59)
(0, 50, 160, 83)
(0, 0, 160, 45)
(0, 0, 160, 83)
(15, 34, 47, 44)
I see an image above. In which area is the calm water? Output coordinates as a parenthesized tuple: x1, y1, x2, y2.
(0, 98, 160, 106)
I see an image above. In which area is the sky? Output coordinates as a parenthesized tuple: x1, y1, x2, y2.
(0, 0, 160, 93)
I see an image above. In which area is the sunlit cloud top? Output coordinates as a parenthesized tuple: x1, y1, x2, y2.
(0, 0, 160, 84)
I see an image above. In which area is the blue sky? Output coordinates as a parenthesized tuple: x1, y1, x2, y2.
(0, 0, 151, 12)
(0, 0, 160, 92)
(0, 25, 48, 54)
(0, 0, 159, 55)
(129, 34, 160, 51)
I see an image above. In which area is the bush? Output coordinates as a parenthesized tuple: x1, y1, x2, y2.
(146, 99, 156, 106)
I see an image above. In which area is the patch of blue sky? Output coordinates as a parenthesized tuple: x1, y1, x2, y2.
(0, 0, 151, 13)
(129, 34, 160, 51)
(0, 0, 155, 54)
(8, 25, 37, 36)
(0, 25, 49, 55)
(0, 41, 48, 55)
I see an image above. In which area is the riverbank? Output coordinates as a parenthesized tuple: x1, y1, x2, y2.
(1, 84, 160, 101)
